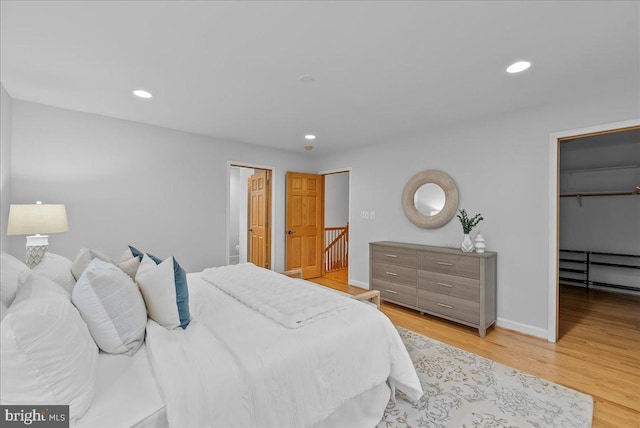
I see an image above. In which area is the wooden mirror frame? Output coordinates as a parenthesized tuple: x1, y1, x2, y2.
(402, 170, 459, 228)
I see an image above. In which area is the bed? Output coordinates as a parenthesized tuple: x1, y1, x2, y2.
(1, 251, 422, 428)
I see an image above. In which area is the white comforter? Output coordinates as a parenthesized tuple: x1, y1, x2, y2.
(203, 263, 352, 328)
(146, 269, 423, 428)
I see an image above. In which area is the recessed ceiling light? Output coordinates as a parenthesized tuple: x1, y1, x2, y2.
(506, 61, 531, 74)
(305, 134, 316, 140)
(299, 75, 315, 83)
(305, 146, 314, 151)
(133, 89, 153, 99)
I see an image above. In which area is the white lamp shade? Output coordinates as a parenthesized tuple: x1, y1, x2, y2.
(7, 204, 69, 235)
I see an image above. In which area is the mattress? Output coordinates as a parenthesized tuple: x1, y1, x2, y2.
(73, 344, 167, 428)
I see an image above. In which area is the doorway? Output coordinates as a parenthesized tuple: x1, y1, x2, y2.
(283, 169, 351, 282)
(323, 171, 350, 283)
(550, 123, 640, 341)
(228, 164, 273, 269)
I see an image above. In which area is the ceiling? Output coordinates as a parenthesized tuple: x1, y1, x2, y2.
(1, 1, 638, 154)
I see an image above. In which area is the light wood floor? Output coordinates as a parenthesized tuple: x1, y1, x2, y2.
(311, 270, 640, 428)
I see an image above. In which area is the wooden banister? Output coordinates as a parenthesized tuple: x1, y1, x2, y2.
(324, 223, 348, 272)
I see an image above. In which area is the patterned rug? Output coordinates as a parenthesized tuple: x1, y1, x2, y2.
(378, 327, 593, 428)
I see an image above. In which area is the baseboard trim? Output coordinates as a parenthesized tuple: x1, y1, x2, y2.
(496, 317, 547, 339)
(349, 279, 369, 289)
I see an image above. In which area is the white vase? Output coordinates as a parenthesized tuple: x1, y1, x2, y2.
(474, 232, 486, 253)
(460, 234, 474, 252)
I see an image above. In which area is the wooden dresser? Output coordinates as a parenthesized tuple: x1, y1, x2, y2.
(370, 241, 497, 338)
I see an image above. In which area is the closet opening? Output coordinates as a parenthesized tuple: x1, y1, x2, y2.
(556, 126, 639, 341)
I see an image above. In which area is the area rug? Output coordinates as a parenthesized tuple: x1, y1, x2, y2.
(378, 327, 593, 428)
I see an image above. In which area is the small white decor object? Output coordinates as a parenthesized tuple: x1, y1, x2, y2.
(460, 234, 474, 253)
(474, 232, 486, 253)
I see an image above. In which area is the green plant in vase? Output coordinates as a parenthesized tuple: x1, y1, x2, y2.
(457, 209, 483, 252)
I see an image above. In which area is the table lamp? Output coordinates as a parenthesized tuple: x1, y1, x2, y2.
(7, 201, 69, 268)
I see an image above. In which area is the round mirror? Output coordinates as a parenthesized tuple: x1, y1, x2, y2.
(402, 170, 459, 228)
(414, 183, 446, 216)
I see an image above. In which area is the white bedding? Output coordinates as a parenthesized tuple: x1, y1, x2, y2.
(203, 263, 352, 328)
(74, 344, 167, 428)
(145, 268, 423, 428)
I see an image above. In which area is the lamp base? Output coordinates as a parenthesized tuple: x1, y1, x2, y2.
(25, 235, 49, 268)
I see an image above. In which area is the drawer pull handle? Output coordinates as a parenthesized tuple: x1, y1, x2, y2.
(437, 303, 453, 309)
(437, 261, 454, 266)
(385, 271, 398, 276)
(386, 289, 398, 294)
(437, 282, 453, 288)
(385, 254, 398, 258)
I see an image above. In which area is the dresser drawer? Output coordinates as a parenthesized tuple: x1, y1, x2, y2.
(418, 251, 480, 279)
(372, 261, 416, 286)
(418, 290, 479, 324)
(418, 270, 479, 301)
(371, 278, 417, 307)
(371, 245, 416, 268)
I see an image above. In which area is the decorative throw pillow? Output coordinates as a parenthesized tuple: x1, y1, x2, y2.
(71, 247, 115, 280)
(117, 245, 144, 279)
(32, 252, 76, 293)
(1, 252, 30, 306)
(0, 294, 98, 421)
(135, 254, 190, 330)
(72, 259, 147, 355)
(12, 271, 70, 306)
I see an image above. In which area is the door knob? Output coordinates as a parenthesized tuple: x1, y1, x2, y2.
(287, 230, 296, 235)
(248, 228, 253, 232)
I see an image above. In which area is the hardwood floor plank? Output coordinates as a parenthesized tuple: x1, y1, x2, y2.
(309, 273, 640, 427)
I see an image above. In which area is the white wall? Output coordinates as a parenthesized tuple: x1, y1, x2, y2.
(9, 101, 314, 272)
(0, 84, 12, 252)
(314, 93, 639, 337)
(324, 172, 349, 227)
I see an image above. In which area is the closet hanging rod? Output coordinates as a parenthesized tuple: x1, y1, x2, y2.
(560, 190, 638, 198)
(561, 164, 639, 174)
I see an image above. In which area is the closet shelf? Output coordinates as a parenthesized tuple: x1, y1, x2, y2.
(559, 249, 640, 291)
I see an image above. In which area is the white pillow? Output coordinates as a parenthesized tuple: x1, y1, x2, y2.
(117, 245, 143, 279)
(0, 294, 98, 421)
(32, 252, 76, 293)
(12, 271, 70, 306)
(0, 252, 30, 306)
(71, 248, 115, 280)
(72, 258, 147, 355)
(0, 301, 7, 322)
(135, 254, 190, 330)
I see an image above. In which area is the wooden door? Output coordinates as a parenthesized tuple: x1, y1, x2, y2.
(286, 172, 323, 279)
(248, 170, 271, 269)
